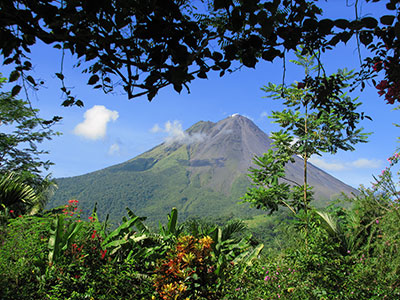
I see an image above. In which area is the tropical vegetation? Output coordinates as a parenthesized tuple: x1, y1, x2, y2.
(1, 150, 400, 299)
(1, 1, 400, 299)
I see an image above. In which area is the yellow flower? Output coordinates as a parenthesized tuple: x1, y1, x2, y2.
(287, 287, 295, 293)
(199, 236, 213, 248)
(182, 252, 195, 263)
(177, 283, 187, 292)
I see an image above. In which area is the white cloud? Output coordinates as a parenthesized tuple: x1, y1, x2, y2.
(108, 143, 120, 155)
(150, 124, 161, 133)
(309, 157, 383, 171)
(261, 111, 269, 118)
(308, 157, 347, 171)
(151, 120, 206, 145)
(74, 105, 119, 140)
(351, 158, 382, 169)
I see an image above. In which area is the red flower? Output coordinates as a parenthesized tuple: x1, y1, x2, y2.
(373, 61, 383, 72)
(88, 216, 93, 221)
(9, 210, 14, 214)
(376, 80, 388, 90)
(297, 82, 305, 89)
(91, 230, 97, 239)
(100, 249, 107, 259)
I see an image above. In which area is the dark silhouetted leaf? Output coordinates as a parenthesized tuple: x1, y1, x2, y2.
(88, 74, 99, 85)
(26, 76, 36, 85)
(55, 73, 64, 80)
(381, 15, 395, 25)
(318, 19, 334, 34)
(3, 58, 13, 65)
(197, 71, 207, 79)
(214, 0, 231, 10)
(361, 17, 378, 29)
(242, 54, 257, 68)
(11, 85, 22, 96)
(212, 52, 223, 61)
(359, 31, 373, 46)
(9, 71, 20, 82)
(334, 19, 350, 29)
(173, 83, 182, 93)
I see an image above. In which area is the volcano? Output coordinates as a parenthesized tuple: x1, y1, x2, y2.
(49, 115, 357, 224)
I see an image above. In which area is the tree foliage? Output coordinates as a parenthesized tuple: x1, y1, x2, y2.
(242, 50, 368, 216)
(0, 75, 60, 186)
(1, 0, 400, 106)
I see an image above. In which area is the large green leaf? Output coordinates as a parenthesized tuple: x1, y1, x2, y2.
(48, 215, 65, 264)
(101, 216, 139, 247)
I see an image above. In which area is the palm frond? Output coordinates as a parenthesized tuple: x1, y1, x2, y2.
(222, 219, 247, 241)
(316, 210, 338, 236)
(0, 172, 39, 214)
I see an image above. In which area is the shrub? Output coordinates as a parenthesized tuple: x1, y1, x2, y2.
(153, 235, 218, 300)
(0, 215, 51, 299)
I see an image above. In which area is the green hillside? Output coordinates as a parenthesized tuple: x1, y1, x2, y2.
(50, 143, 259, 226)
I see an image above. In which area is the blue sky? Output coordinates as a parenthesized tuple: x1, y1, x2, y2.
(2, 1, 399, 189)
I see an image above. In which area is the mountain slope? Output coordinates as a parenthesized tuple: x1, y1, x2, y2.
(49, 115, 357, 224)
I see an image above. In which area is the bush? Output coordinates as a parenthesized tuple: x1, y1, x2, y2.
(0, 215, 51, 299)
(153, 235, 218, 300)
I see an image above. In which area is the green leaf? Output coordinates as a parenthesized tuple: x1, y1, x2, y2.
(101, 216, 139, 247)
(126, 207, 149, 233)
(48, 215, 65, 264)
(166, 207, 178, 235)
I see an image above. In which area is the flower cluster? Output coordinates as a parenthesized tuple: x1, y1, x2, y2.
(258, 265, 297, 299)
(62, 199, 81, 218)
(371, 152, 400, 204)
(387, 152, 400, 166)
(88, 229, 108, 260)
(375, 79, 400, 104)
(372, 57, 400, 104)
(154, 235, 216, 300)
